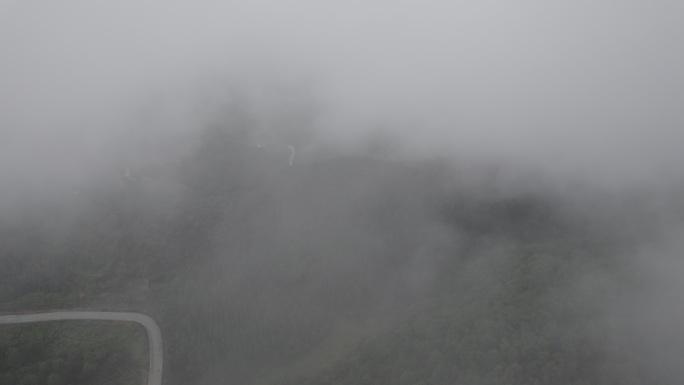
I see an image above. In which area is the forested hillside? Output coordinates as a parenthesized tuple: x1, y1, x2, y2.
(1, 122, 681, 385)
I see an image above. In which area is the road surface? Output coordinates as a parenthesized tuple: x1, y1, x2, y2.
(0, 311, 162, 385)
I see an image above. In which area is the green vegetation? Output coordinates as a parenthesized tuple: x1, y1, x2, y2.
(268, 243, 626, 385)
(0, 321, 148, 385)
(0, 124, 678, 384)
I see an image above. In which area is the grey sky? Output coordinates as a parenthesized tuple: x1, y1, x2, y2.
(1, 0, 683, 189)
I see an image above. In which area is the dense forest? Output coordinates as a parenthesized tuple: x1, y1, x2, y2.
(1, 118, 682, 385)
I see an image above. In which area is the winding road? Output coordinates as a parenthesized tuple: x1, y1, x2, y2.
(0, 311, 162, 385)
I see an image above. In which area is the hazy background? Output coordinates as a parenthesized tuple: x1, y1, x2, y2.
(2, 0, 683, 191)
(2, 1, 684, 384)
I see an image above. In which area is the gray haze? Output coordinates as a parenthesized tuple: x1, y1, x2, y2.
(2, 1, 684, 384)
(2, 0, 683, 191)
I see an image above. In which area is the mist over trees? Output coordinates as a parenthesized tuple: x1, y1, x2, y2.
(2, 88, 683, 384)
(2, 1, 684, 384)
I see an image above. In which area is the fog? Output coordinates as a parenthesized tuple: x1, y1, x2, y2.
(3, 1, 683, 188)
(2, 1, 684, 384)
